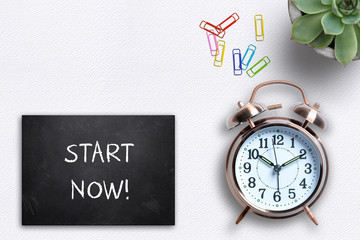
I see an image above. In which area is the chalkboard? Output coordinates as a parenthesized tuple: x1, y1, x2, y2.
(22, 116, 175, 225)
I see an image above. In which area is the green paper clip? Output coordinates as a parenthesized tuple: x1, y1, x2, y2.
(246, 56, 270, 78)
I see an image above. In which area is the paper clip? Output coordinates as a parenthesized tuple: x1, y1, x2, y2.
(232, 49, 242, 75)
(246, 56, 271, 78)
(199, 21, 226, 38)
(217, 13, 240, 32)
(241, 44, 256, 70)
(214, 40, 225, 67)
(207, 30, 218, 56)
(255, 14, 264, 41)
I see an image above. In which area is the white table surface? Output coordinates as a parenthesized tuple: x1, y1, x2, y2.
(1, 0, 359, 239)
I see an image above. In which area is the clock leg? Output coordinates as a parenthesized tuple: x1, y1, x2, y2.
(235, 206, 250, 224)
(304, 206, 318, 225)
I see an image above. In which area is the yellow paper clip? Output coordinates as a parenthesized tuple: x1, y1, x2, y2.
(214, 40, 225, 67)
(254, 14, 264, 41)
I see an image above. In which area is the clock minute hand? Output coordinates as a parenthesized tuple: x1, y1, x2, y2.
(281, 155, 301, 168)
(258, 155, 275, 167)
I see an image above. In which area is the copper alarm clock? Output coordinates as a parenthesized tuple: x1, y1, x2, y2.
(226, 81, 328, 225)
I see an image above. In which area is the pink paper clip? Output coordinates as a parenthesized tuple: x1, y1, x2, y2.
(206, 30, 218, 56)
(199, 21, 226, 38)
(217, 13, 239, 32)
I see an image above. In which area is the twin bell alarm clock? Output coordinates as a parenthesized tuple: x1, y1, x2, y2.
(225, 80, 328, 225)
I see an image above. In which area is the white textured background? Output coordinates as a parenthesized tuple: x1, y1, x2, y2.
(1, 0, 360, 239)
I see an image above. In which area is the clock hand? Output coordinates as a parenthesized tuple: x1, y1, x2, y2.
(281, 155, 301, 168)
(272, 142, 280, 192)
(258, 155, 275, 167)
(272, 143, 279, 166)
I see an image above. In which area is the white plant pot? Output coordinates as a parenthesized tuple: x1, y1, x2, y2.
(288, 0, 360, 61)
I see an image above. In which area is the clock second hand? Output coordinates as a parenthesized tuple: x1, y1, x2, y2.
(276, 171, 280, 192)
(272, 142, 280, 192)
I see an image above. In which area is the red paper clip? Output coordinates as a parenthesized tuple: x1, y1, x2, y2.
(199, 21, 226, 38)
(217, 13, 239, 32)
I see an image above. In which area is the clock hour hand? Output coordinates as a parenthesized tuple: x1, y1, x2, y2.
(281, 155, 301, 168)
(258, 155, 275, 167)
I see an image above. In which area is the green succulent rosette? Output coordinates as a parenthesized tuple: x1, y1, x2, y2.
(291, 0, 360, 65)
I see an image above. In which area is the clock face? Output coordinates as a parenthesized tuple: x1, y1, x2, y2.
(234, 125, 322, 211)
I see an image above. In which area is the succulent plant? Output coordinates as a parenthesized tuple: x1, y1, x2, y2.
(291, 0, 360, 65)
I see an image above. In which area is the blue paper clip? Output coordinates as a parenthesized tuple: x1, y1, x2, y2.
(241, 44, 256, 70)
(232, 49, 242, 76)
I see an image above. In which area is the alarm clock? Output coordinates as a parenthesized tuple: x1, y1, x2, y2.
(225, 80, 328, 225)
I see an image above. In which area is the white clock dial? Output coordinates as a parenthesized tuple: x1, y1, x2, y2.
(234, 125, 321, 211)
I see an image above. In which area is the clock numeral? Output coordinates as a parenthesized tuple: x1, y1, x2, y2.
(288, 188, 296, 199)
(243, 162, 251, 173)
(299, 149, 307, 159)
(248, 177, 256, 188)
(259, 188, 266, 199)
(247, 149, 259, 159)
(290, 137, 295, 148)
(304, 163, 312, 174)
(272, 135, 284, 145)
(273, 191, 281, 202)
(259, 138, 268, 148)
(299, 178, 307, 189)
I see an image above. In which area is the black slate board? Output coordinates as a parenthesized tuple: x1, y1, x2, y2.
(22, 115, 175, 225)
